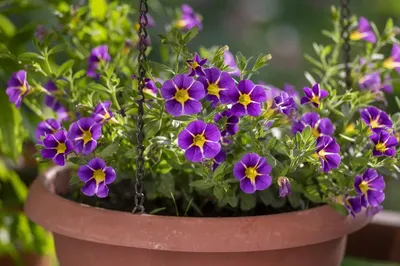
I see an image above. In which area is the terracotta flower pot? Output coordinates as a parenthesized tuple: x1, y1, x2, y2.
(25, 168, 370, 266)
(0, 253, 53, 266)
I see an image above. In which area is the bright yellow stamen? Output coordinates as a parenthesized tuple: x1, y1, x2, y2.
(82, 130, 92, 145)
(176, 20, 187, 29)
(175, 89, 190, 104)
(311, 127, 320, 138)
(383, 57, 400, 69)
(350, 31, 365, 41)
(189, 61, 200, 69)
(359, 181, 369, 194)
(93, 169, 106, 184)
(20, 84, 28, 95)
(344, 123, 356, 134)
(207, 83, 221, 98)
(310, 95, 320, 104)
(193, 134, 206, 148)
(245, 167, 258, 182)
(370, 119, 380, 129)
(239, 94, 251, 106)
(375, 142, 387, 152)
(318, 149, 326, 159)
(56, 143, 66, 154)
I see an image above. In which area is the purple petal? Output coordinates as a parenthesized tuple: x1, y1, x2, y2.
(238, 80, 255, 94)
(78, 165, 94, 182)
(186, 120, 206, 135)
(41, 148, 57, 159)
(185, 146, 203, 162)
(172, 74, 185, 89)
(88, 157, 106, 170)
(318, 118, 334, 135)
(53, 153, 66, 166)
(96, 182, 109, 198)
(303, 87, 313, 98)
(354, 175, 363, 195)
(165, 100, 183, 116)
(161, 80, 177, 100)
(81, 179, 96, 196)
(302, 112, 320, 127)
(43, 134, 59, 148)
(233, 161, 246, 180)
(242, 153, 261, 168)
(91, 123, 102, 140)
(78, 117, 95, 131)
(81, 140, 97, 155)
(240, 179, 256, 194)
(367, 190, 385, 207)
(257, 158, 272, 175)
(250, 85, 267, 102)
(183, 99, 202, 115)
(203, 141, 221, 158)
(247, 102, 262, 116)
(255, 174, 272, 191)
(231, 103, 246, 117)
(178, 129, 194, 149)
(204, 123, 221, 142)
(104, 167, 116, 185)
(188, 81, 205, 100)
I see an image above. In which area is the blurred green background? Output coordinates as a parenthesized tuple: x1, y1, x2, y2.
(1, 0, 400, 265)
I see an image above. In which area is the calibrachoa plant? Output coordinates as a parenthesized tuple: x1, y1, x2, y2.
(5, 3, 400, 217)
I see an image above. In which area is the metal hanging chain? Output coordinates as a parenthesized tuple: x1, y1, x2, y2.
(132, 0, 148, 214)
(340, 0, 351, 90)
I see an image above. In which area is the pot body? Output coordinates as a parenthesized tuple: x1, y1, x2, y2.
(54, 234, 347, 266)
(25, 168, 370, 266)
(0, 253, 53, 266)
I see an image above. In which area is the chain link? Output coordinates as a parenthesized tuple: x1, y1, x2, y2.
(132, 0, 148, 214)
(340, 0, 351, 90)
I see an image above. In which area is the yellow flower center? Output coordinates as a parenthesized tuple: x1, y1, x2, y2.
(245, 167, 258, 182)
(239, 94, 251, 106)
(82, 130, 92, 145)
(93, 169, 106, 184)
(20, 84, 28, 95)
(176, 20, 187, 29)
(318, 149, 326, 159)
(383, 57, 400, 69)
(175, 89, 190, 104)
(207, 83, 221, 97)
(189, 61, 200, 69)
(344, 123, 356, 134)
(350, 31, 366, 41)
(310, 95, 320, 104)
(370, 119, 380, 128)
(359, 181, 369, 194)
(375, 142, 387, 152)
(56, 143, 66, 154)
(193, 134, 206, 148)
(311, 127, 320, 138)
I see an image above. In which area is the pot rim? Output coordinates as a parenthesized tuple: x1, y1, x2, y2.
(24, 166, 370, 253)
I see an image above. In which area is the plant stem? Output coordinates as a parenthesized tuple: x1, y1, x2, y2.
(175, 48, 182, 73)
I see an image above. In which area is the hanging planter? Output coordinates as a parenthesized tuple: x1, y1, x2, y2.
(25, 167, 370, 266)
(5, 0, 397, 265)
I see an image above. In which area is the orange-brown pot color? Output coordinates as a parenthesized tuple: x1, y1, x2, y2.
(25, 167, 370, 266)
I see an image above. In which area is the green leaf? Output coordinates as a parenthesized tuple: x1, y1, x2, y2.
(253, 53, 272, 71)
(67, 157, 87, 165)
(158, 173, 175, 196)
(48, 44, 67, 56)
(0, 14, 16, 37)
(265, 154, 277, 167)
(189, 180, 215, 189)
(212, 162, 226, 179)
(183, 27, 198, 44)
(18, 52, 44, 62)
(99, 143, 119, 158)
(259, 189, 274, 206)
(213, 186, 224, 200)
(240, 193, 256, 211)
(89, 0, 107, 20)
(266, 137, 277, 150)
(73, 69, 87, 80)
(288, 192, 301, 209)
(56, 59, 74, 77)
(144, 119, 161, 138)
(304, 71, 317, 85)
(236, 52, 247, 72)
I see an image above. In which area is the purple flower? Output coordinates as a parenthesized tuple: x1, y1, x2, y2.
(44, 80, 69, 121)
(300, 83, 328, 108)
(261, 84, 280, 106)
(316, 136, 341, 173)
(370, 130, 398, 157)
(381, 74, 393, 94)
(224, 50, 240, 77)
(6, 70, 29, 108)
(272, 91, 296, 116)
(36, 119, 61, 144)
(78, 158, 116, 198)
(233, 153, 272, 194)
(229, 80, 267, 117)
(360, 106, 393, 133)
(68, 117, 102, 155)
(41, 130, 73, 166)
(131, 75, 159, 97)
(92, 101, 115, 124)
(359, 72, 381, 91)
(354, 168, 385, 207)
(283, 83, 300, 101)
(34, 25, 48, 41)
(350, 17, 376, 43)
(277, 177, 291, 197)
(197, 67, 236, 106)
(383, 44, 400, 73)
(87, 45, 111, 79)
(135, 14, 155, 31)
(344, 195, 362, 218)
(176, 4, 202, 31)
(186, 53, 207, 76)
(178, 120, 221, 162)
(292, 112, 334, 138)
(161, 74, 205, 116)
(214, 110, 239, 136)
(212, 150, 226, 171)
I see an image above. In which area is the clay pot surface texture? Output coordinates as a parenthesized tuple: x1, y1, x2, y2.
(0, 253, 53, 266)
(25, 168, 370, 266)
